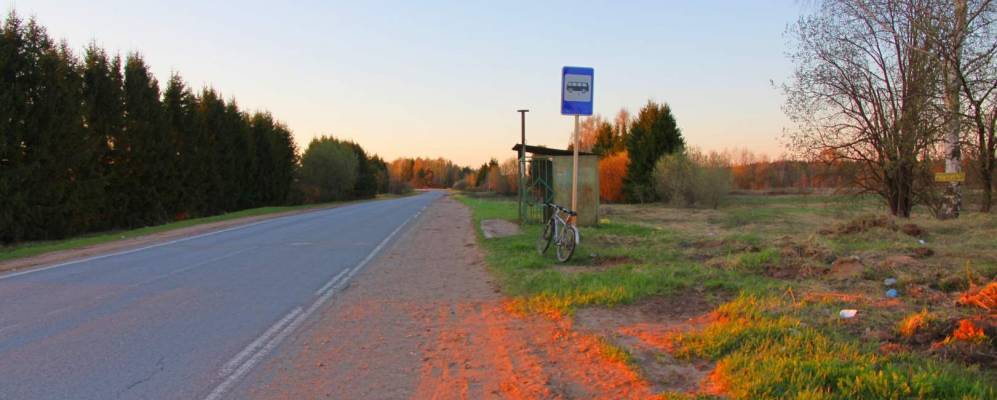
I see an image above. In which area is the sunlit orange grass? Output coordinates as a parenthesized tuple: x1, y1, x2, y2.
(699, 360, 730, 397)
(950, 319, 987, 343)
(801, 291, 869, 305)
(933, 319, 988, 350)
(507, 288, 631, 322)
(505, 295, 568, 321)
(878, 342, 907, 355)
(898, 310, 930, 338)
(957, 282, 997, 311)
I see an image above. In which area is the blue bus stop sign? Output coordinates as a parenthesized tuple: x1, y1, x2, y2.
(561, 66, 594, 116)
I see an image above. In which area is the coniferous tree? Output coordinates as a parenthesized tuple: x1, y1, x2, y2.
(623, 101, 684, 203)
(268, 122, 297, 204)
(0, 12, 32, 242)
(345, 141, 378, 199)
(0, 11, 311, 242)
(120, 54, 175, 226)
(82, 45, 124, 230)
(195, 88, 227, 214)
(222, 101, 253, 210)
(162, 74, 198, 216)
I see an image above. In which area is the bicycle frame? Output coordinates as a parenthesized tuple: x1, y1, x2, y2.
(548, 206, 580, 247)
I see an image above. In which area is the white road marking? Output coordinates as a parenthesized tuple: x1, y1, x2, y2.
(0, 323, 20, 335)
(203, 207, 425, 400)
(314, 269, 349, 296)
(219, 307, 302, 377)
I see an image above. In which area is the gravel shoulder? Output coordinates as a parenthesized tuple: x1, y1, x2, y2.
(239, 194, 652, 399)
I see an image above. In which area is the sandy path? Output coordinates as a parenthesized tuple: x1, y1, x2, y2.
(242, 194, 654, 399)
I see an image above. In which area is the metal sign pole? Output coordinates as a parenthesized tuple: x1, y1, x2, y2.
(571, 114, 579, 225)
(560, 65, 593, 226)
(517, 109, 528, 224)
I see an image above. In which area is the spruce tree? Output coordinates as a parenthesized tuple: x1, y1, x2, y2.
(121, 54, 175, 226)
(82, 45, 124, 231)
(623, 101, 684, 203)
(0, 12, 30, 242)
(195, 89, 226, 214)
(162, 73, 198, 216)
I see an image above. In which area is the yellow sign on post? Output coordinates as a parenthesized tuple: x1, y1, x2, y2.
(935, 172, 966, 183)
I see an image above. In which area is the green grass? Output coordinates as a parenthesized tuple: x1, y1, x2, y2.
(460, 192, 997, 398)
(0, 199, 372, 263)
(457, 194, 770, 316)
(674, 295, 996, 399)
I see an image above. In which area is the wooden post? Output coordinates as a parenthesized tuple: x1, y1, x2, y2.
(571, 114, 579, 225)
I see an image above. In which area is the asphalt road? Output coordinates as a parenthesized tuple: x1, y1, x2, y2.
(0, 191, 441, 400)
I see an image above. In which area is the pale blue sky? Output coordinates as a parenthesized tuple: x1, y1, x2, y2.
(10, 0, 810, 166)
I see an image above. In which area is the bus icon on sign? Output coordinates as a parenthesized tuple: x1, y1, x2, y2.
(566, 81, 589, 93)
(561, 66, 593, 115)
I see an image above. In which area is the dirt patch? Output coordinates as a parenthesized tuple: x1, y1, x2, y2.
(767, 237, 834, 279)
(829, 256, 865, 280)
(819, 215, 927, 239)
(480, 219, 521, 239)
(243, 194, 654, 399)
(554, 255, 639, 275)
(573, 292, 729, 395)
(880, 255, 921, 270)
(900, 223, 925, 237)
(911, 247, 935, 259)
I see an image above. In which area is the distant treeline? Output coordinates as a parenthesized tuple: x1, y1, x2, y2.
(387, 157, 471, 192)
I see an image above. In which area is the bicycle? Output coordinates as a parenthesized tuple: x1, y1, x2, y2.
(536, 202, 579, 262)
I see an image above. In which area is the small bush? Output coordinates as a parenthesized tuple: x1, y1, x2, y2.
(298, 136, 359, 203)
(599, 151, 628, 203)
(653, 151, 731, 208)
(388, 178, 413, 195)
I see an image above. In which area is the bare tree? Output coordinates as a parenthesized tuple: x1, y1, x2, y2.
(927, 0, 996, 212)
(568, 115, 605, 152)
(614, 108, 630, 139)
(784, 0, 944, 218)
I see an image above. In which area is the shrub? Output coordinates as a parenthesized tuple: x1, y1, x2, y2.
(653, 151, 731, 208)
(599, 152, 628, 203)
(298, 136, 358, 202)
(388, 177, 413, 195)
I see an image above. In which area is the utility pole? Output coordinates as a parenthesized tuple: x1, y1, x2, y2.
(518, 109, 529, 224)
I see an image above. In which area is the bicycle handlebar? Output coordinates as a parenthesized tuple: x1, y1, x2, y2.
(542, 202, 577, 216)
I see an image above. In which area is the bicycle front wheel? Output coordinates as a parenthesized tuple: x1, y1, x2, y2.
(556, 225, 577, 262)
(536, 219, 554, 255)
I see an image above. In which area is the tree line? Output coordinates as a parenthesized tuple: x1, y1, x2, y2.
(387, 157, 470, 192)
(1, 13, 392, 244)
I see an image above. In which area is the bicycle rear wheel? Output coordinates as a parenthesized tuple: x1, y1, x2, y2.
(536, 219, 554, 255)
(556, 225, 577, 262)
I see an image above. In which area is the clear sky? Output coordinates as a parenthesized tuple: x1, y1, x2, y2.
(9, 0, 809, 166)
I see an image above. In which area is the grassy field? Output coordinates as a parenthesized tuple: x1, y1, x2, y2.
(0, 193, 410, 264)
(458, 193, 997, 398)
